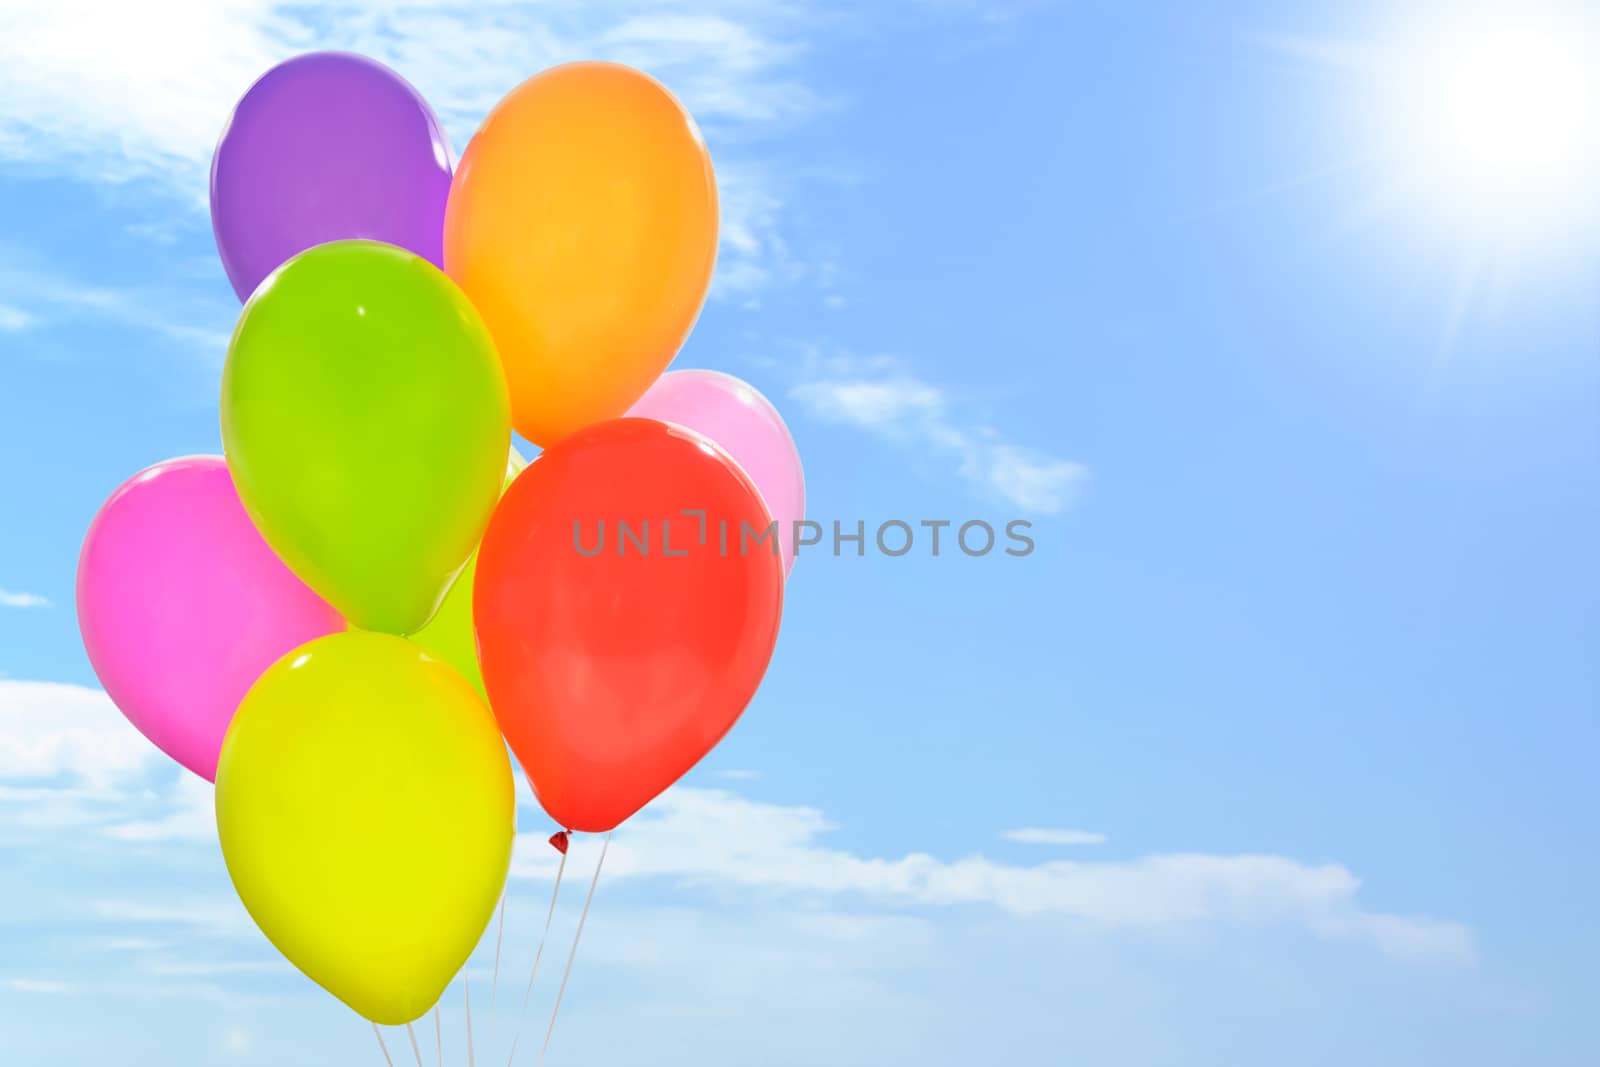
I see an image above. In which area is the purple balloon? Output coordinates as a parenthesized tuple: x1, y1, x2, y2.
(210, 52, 452, 302)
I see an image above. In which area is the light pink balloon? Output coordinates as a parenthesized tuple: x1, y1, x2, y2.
(628, 369, 805, 575)
(76, 456, 343, 780)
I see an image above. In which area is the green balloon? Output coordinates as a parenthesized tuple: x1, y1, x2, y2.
(222, 240, 510, 635)
(410, 452, 526, 695)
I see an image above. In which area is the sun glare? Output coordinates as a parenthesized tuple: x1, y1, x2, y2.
(1423, 24, 1595, 194)
(1258, 9, 1600, 356)
(1393, 13, 1598, 234)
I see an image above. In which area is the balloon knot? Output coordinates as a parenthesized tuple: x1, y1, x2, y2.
(549, 831, 570, 854)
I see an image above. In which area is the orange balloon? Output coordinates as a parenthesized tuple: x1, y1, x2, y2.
(444, 62, 719, 447)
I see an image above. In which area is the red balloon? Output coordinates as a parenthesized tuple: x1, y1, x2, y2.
(475, 418, 784, 832)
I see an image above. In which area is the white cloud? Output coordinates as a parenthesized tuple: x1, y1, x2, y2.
(0, 680, 155, 787)
(142, 960, 288, 977)
(791, 356, 1088, 514)
(0, 783, 133, 832)
(104, 773, 215, 843)
(91, 897, 254, 939)
(570, 903, 938, 1019)
(793, 377, 945, 427)
(0, 305, 38, 331)
(1247, 31, 1376, 72)
(708, 164, 805, 301)
(965, 442, 1087, 514)
(0, 0, 825, 300)
(0, 0, 289, 182)
(1003, 828, 1108, 846)
(0, 254, 236, 360)
(2, 683, 1471, 970)
(5, 977, 73, 994)
(222, 1025, 254, 1057)
(0, 588, 50, 608)
(510, 786, 1473, 964)
(99, 937, 167, 952)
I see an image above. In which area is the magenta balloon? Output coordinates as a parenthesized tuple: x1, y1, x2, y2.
(210, 52, 452, 301)
(76, 457, 344, 780)
(628, 369, 806, 575)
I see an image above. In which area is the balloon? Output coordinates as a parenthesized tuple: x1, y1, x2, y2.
(409, 450, 526, 697)
(444, 62, 719, 446)
(76, 456, 342, 781)
(475, 418, 783, 832)
(215, 631, 514, 1025)
(628, 370, 805, 575)
(222, 239, 510, 635)
(211, 51, 452, 302)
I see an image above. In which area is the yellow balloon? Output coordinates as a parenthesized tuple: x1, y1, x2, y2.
(444, 62, 719, 446)
(215, 632, 514, 1025)
(410, 450, 526, 697)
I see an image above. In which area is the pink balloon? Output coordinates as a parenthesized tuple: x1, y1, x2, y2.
(76, 456, 343, 780)
(628, 370, 805, 575)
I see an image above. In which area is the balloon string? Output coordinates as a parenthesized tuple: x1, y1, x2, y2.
(536, 832, 610, 1067)
(491, 889, 508, 1010)
(503, 841, 571, 1067)
(373, 1023, 396, 1067)
(434, 1004, 443, 1067)
(489, 888, 508, 1046)
(407, 1023, 425, 1067)
(464, 974, 476, 1067)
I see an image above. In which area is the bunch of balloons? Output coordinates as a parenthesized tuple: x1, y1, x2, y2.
(76, 53, 804, 1029)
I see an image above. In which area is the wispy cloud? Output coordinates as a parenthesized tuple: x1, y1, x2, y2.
(0, 680, 227, 848)
(104, 774, 214, 843)
(0, 670, 1475, 1066)
(1003, 828, 1108, 846)
(0, 783, 136, 833)
(791, 355, 1088, 513)
(2, 678, 1470, 966)
(1245, 31, 1379, 72)
(0, 0, 829, 302)
(511, 785, 1472, 964)
(5, 977, 73, 994)
(98, 938, 167, 953)
(0, 680, 155, 788)
(90, 897, 253, 939)
(0, 254, 235, 361)
(0, 588, 50, 608)
(0, 304, 38, 331)
(794, 377, 945, 426)
(140, 960, 289, 978)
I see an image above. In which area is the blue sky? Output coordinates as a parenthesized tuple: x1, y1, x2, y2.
(2, 1, 1598, 1064)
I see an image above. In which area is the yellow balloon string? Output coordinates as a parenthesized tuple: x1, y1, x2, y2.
(503, 843, 570, 1067)
(464, 974, 475, 1067)
(407, 1022, 425, 1067)
(536, 833, 610, 1067)
(373, 1023, 396, 1067)
(434, 1004, 442, 1067)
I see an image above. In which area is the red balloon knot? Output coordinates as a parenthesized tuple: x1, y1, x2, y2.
(549, 831, 571, 854)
